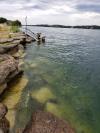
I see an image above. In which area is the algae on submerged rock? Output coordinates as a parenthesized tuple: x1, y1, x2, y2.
(31, 87, 55, 104)
(1, 76, 28, 131)
(2, 77, 28, 109)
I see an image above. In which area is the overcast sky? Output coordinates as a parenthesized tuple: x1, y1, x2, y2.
(0, 0, 100, 25)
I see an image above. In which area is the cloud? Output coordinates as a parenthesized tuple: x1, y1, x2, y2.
(76, 4, 100, 13)
(0, 0, 100, 25)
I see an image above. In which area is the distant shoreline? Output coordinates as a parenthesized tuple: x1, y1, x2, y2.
(23, 24, 100, 30)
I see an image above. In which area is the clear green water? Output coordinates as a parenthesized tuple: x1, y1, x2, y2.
(1, 27, 100, 133)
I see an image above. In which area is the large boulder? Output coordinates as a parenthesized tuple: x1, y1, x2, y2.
(23, 111, 75, 133)
(0, 54, 21, 95)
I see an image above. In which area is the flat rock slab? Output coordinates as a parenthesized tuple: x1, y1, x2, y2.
(0, 34, 34, 44)
(0, 44, 18, 54)
(23, 111, 75, 133)
(0, 43, 18, 49)
(0, 38, 14, 44)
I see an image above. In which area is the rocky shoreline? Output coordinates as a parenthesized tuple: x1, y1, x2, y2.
(0, 32, 34, 95)
(0, 29, 75, 133)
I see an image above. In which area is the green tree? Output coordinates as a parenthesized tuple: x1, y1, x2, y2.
(0, 17, 7, 23)
(11, 20, 22, 26)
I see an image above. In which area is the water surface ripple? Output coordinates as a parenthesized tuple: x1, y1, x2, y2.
(2, 27, 100, 133)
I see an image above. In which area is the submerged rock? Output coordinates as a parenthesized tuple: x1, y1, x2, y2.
(23, 111, 75, 133)
(2, 77, 28, 109)
(2, 77, 28, 130)
(31, 87, 55, 104)
(0, 103, 10, 133)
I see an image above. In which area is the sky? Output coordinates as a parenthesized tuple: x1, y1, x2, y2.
(0, 0, 100, 25)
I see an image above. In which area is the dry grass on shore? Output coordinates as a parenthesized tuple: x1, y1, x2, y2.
(0, 24, 11, 39)
(0, 24, 20, 39)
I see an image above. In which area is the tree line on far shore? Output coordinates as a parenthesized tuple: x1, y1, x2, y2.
(0, 17, 21, 27)
(34, 24, 100, 30)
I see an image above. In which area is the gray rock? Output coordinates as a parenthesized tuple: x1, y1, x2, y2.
(0, 46, 5, 54)
(0, 54, 21, 95)
(0, 44, 18, 54)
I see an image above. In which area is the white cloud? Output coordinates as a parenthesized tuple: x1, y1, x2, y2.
(0, 0, 100, 25)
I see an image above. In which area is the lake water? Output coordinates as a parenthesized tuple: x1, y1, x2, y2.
(1, 27, 100, 133)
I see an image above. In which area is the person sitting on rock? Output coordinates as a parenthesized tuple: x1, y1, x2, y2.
(36, 33, 41, 42)
(42, 36, 45, 43)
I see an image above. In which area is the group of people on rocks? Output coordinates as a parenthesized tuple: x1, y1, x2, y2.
(36, 33, 45, 43)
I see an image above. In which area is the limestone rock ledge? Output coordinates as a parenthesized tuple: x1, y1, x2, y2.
(0, 54, 22, 95)
(23, 111, 75, 133)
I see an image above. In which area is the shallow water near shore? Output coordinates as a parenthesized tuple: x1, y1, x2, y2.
(1, 27, 100, 133)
